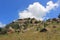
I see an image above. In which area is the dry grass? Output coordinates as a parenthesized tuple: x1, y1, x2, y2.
(0, 21, 60, 40)
(0, 29, 60, 40)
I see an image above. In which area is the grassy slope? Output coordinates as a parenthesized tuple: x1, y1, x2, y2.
(0, 20, 60, 40)
(0, 25, 60, 40)
(0, 30, 60, 40)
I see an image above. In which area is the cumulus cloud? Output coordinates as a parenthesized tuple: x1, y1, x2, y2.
(46, 1, 58, 12)
(0, 22, 6, 28)
(19, 1, 59, 21)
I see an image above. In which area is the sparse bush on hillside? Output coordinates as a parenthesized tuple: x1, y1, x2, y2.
(0, 28, 2, 32)
(23, 24, 27, 30)
(44, 23, 48, 27)
(40, 28, 47, 32)
(7, 23, 20, 29)
(36, 27, 40, 31)
(52, 18, 57, 21)
(58, 14, 60, 18)
(46, 19, 53, 22)
(0, 28, 7, 34)
(35, 21, 40, 24)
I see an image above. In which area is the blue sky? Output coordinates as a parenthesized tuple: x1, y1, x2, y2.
(0, 0, 60, 25)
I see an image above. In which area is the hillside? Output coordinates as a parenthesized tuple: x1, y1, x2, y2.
(0, 18, 60, 40)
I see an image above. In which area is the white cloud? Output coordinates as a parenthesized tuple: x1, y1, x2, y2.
(46, 1, 58, 12)
(0, 22, 6, 28)
(19, 10, 33, 19)
(19, 1, 59, 21)
(57, 0, 60, 6)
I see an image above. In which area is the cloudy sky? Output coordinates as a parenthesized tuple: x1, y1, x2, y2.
(0, 0, 60, 27)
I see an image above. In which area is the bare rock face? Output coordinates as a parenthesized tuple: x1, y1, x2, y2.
(7, 27, 15, 34)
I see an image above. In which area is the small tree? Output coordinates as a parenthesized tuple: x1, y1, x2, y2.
(0, 28, 2, 31)
(12, 24, 20, 29)
(58, 14, 60, 18)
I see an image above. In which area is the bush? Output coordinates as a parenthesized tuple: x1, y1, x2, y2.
(58, 14, 60, 18)
(0, 28, 2, 31)
(0, 28, 7, 35)
(8, 23, 20, 29)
